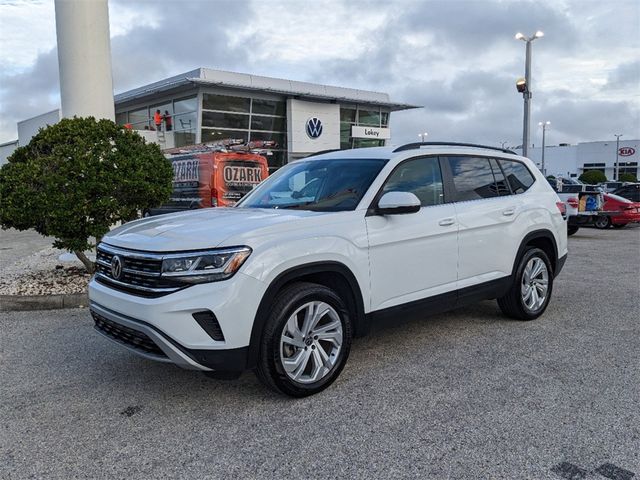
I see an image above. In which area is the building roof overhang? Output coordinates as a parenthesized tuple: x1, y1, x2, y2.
(114, 68, 420, 112)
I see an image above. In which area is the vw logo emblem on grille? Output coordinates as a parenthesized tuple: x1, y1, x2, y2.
(305, 117, 323, 139)
(111, 255, 123, 280)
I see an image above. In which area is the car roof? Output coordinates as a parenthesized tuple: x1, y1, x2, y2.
(307, 144, 528, 162)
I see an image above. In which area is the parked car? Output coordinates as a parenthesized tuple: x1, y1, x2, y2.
(593, 193, 640, 229)
(613, 183, 640, 202)
(89, 142, 567, 397)
(598, 181, 625, 193)
(145, 148, 269, 216)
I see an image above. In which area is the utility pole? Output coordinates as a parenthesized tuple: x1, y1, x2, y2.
(539, 121, 550, 176)
(515, 31, 544, 158)
(614, 134, 623, 180)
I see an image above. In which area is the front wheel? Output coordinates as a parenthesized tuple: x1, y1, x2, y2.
(255, 282, 352, 397)
(567, 226, 579, 236)
(498, 247, 553, 321)
(594, 216, 611, 229)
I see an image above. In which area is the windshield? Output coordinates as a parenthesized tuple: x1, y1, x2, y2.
(236, 158, 387, 211)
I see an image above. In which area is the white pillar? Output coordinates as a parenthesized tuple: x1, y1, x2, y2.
(55, 0, 115, 120)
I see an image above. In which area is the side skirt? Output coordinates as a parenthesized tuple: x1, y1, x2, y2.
(365, 276, 512, 327)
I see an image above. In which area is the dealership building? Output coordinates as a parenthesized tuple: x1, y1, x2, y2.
(1, 68, 419, 169)
(517, 139, 639, 180)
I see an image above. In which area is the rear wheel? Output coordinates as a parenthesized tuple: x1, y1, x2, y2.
(498, 247, 553, 321)
(255, 282, 352, 397)
(594, 216, 611, 229)
(612, 223, 627, 229)
(567, 226, 579, 236)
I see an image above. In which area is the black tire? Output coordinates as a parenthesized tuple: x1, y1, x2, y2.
(254, 282, 353, 397)
(497, 247, 554, 321)
(567, 226, 579, 236)
(594, 216, 611, 229)
(612, 223, 627, 229)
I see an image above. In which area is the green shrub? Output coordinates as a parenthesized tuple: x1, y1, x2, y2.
(0, 117, 173, 272)
(578, 170, 607, 185)
(618, 173, 637, 182)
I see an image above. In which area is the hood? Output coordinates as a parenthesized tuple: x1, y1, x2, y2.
(103, 208, 325, 252)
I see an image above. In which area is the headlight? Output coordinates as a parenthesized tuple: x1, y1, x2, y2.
(161, 246, 252, 284)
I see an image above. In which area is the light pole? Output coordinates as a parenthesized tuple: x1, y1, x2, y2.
(418, 132, 428, 143)
(539, 121, 550, 176)
(614, 134, 623, 180)
(515, 30, 544, 158)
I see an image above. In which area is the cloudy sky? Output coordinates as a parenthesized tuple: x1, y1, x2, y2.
(0, 0, 638, 148)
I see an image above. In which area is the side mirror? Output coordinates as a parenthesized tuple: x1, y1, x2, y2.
(376, 191, 421, 215)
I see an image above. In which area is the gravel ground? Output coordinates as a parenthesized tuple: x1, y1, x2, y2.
(0, 229, 92, 295)
(0, 226, 639, 479)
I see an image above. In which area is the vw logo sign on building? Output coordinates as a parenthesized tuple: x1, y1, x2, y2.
(305, 117, 323, 139)
(110, 255, 123, 280)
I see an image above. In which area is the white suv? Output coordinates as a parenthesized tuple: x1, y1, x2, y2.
(89, 142, 568, 397)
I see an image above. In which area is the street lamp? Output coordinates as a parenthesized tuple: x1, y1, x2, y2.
(539, 121, 550, 176)
(418, 132, 428, 143)
(515, 30, 544, 158)
(614, 134, 623, 180)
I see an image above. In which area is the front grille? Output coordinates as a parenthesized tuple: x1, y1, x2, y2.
(92, 311, 167, 358)
(96, 244, 184, 297)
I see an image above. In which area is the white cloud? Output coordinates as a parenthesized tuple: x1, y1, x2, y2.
(0, 0, 638, 146)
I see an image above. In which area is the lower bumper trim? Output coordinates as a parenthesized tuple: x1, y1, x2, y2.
(90, 302, 211, 371)
(90, 302, 250, 374)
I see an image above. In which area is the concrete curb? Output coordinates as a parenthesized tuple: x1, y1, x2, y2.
(0, 292, 88, 312)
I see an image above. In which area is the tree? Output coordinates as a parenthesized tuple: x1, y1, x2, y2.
(618, 173, 637, 183)
(578, 170, 607, 185)
(0, 117, 173, 273)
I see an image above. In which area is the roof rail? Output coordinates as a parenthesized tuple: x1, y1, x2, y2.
(305, 149, 342, 158)
(392, 142, 517, 155)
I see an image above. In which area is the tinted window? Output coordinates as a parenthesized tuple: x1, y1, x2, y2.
(251, 99, 286, 116)
(382, 157, 444, 206)
(499, 159, 535, 193)
(489, 158, 511, 196)
(201, 111, 250, 129)
(202, 93, 251, 113)
(447, 156, 500, 200)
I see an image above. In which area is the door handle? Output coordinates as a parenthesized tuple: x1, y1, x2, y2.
(438, 218, 455, 226)
(502, 208, 515, 216)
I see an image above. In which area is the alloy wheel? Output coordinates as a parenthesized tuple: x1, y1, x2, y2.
(279, 301, 343, 384)
(521, 257, 549, 312)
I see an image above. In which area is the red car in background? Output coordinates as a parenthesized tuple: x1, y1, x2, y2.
(594, 193, 640, 229)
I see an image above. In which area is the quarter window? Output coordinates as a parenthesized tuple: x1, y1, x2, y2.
(447, 156, 501, 200)
(489, 158, 511, 196)
(498, 159, 535, 194)
(382, 157, 444, 207)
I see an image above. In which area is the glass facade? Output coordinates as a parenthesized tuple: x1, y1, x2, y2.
(115, 95, 197, 147)
(201, 92, 287, 171)
(115, 86, 397, 171)
(340, 106, 389, 150)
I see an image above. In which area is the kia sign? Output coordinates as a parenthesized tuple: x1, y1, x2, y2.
(619, 147, 636, 156)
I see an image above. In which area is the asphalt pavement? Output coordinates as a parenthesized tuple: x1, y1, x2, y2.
(1, 227, 639, 479)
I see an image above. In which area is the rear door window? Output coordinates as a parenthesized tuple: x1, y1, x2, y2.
(446, 156, 500, 201)
(498, 159, 535, 194)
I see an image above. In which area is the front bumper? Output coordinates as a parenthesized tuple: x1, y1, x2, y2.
(91, 302, 249, 372)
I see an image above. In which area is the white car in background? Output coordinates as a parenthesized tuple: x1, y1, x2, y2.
(89, 142, 567, 397)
